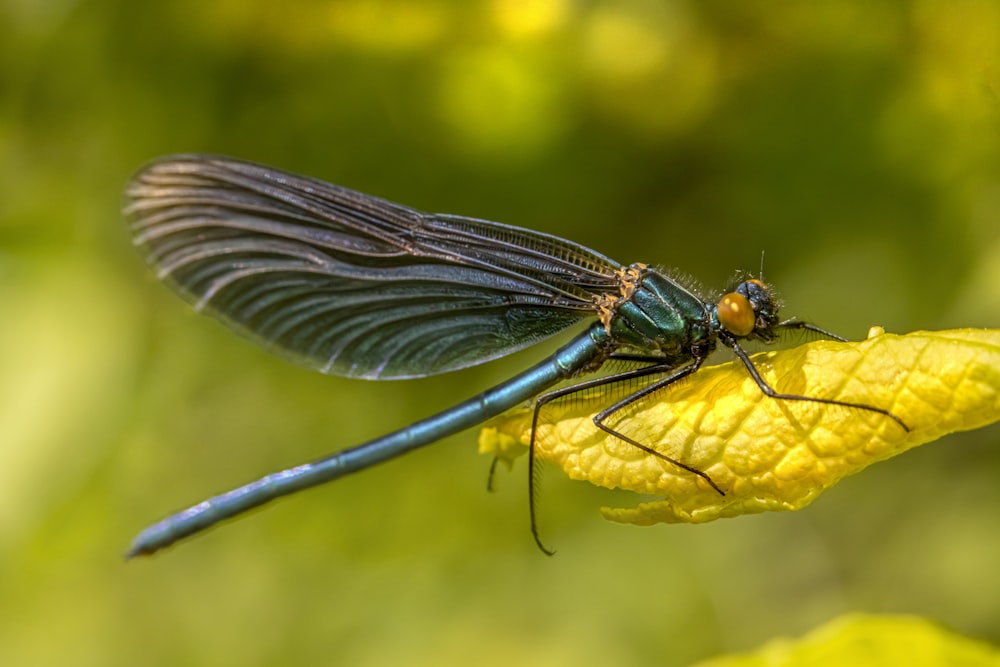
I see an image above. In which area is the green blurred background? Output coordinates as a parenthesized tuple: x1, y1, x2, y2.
(2, 1, 999, 665)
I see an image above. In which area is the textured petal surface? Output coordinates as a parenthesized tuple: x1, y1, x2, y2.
(479, 329, 1000, 524)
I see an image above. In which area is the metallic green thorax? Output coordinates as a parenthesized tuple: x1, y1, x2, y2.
(608, 266, 714, 362)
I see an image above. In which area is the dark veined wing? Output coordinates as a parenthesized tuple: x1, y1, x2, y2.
(124, 154, 624, 379)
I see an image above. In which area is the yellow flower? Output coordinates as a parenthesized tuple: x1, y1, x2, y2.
(479, 329, 1000, 524)
(692, 613, 1000, 667)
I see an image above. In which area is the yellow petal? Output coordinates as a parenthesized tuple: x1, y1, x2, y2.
(478, 329, 1000, 524)
(692, 613, 1000, 667)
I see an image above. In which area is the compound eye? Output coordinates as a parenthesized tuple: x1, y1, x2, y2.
(717, 292, 755, 336)
(738, 278, 768, 299)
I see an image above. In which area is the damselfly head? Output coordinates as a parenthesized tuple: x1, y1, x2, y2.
(716, 278, 780, 341)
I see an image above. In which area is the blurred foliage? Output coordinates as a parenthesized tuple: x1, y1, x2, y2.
(1, 1, 999, 666)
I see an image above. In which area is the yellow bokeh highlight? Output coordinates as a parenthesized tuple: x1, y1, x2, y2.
(480, 329, 1000, 525)
(181, 0, 448, 54)
(492, 0, 569, 38)
(911, 0, 1000, 118)
(327, 1, 447, 54)
(584, 3, 674, 80)
(582, 1, 718, 135)
(878, 1, 1000, 186)
(0, 256, 139, 544)
(434, 47, 565, 159)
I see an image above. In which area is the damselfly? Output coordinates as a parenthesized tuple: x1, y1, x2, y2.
(124, 155, 906, 556)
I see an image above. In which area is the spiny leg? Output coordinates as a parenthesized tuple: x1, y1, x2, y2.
(528, 355, 725, 556)
(776, 319, 847, 341)
(727, 336, 910, 431)
(487, 355, 664, 494)
(590, 359, 727, 496)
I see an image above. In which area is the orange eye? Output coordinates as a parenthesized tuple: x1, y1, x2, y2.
(717, 292, 755, 336)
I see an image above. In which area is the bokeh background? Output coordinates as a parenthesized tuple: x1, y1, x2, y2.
(2, 1, 999, 665)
